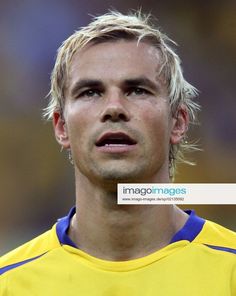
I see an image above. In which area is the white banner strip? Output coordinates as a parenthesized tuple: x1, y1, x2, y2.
(117, 183, 236, 205)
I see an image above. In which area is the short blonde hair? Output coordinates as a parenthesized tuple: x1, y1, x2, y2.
(44, 10, 200, 178)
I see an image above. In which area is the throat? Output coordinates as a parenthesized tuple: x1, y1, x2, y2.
(67, 204, 186, 261)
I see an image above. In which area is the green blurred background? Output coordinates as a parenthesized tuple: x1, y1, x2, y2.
(1, 0, 235, 255)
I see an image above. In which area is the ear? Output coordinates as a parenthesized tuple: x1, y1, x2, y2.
(170, 105, 189, 145)
(53, 111, 70, 149)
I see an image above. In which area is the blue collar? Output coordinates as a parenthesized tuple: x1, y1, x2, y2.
(56, 207, 77, 248)
(169, 210, 205, 244)
(56, 207, 205, 248)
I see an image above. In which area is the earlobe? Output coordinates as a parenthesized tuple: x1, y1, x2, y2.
(53, 111, 70, 149)
(170, 106, 189, 145)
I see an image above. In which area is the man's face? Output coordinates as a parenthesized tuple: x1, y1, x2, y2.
(54, 40, 186, 185)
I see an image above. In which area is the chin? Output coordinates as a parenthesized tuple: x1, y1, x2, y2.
(95, 167, 146, 183)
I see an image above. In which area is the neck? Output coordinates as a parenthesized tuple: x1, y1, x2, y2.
(68, 171, 188, 261)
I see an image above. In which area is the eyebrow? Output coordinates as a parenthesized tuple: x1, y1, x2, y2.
(70, 79, 103, 97)
(122, 77, 159, 92)
(70, 76, 159, 97)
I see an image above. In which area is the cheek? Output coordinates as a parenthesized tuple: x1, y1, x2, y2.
(65, 108, 90, 147)
(135, 103, 170, 139)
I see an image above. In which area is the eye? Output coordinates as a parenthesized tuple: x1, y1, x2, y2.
(127, 87, 149, 96)
(78, 89, 101, 98)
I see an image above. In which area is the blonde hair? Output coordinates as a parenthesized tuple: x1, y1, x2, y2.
(44, 10, 200, 178)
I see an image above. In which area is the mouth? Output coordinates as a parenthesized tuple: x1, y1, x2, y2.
(96, 132, 137, 147)
(95, 132, 137, 153)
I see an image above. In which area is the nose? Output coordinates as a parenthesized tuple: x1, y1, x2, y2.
(100, 92, 131, 122)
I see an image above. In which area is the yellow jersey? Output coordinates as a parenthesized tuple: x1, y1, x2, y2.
(1, 208, 236, 295)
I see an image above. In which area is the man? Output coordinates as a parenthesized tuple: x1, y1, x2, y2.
(1, 11, 235, 295)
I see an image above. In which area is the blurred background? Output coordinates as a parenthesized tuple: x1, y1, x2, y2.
(0, 0, 235, 255)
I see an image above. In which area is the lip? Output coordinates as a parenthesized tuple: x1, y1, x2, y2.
(95, 131, 137, 153)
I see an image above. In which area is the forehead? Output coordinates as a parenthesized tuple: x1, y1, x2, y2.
(68, 40, 164, 85)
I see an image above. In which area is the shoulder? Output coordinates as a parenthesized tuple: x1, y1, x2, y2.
(0, 224, 60, 276)
(194, 218, 236, 255)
